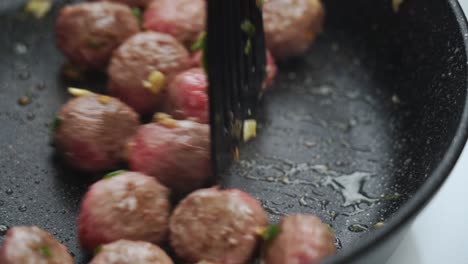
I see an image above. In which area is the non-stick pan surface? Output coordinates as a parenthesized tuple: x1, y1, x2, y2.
(1, 0, 467, 263)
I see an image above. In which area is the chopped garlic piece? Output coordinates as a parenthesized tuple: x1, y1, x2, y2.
(98, 95, 111, 105)
(243, 119, 257, 142)
(153, 112, 177, 128)
(68, 87, 92, 97)
(142, 70, 166, 95)
(25, 0, 52, 19)
(234, 147, 240, 161)
(392, 0, 404, 12)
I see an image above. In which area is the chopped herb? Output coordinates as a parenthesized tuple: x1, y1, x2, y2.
(103, 170, 127, 179)
(94, 245, 103, 255)
(131, 7, 143, 26)
(24, 0, 52, 19)
(87, 39, 106, 50)
(51, 116, 62, 132)
(39, 246, 52, 258)
(244, 38, 252, 55)
(241, 19, 256, 37)
(191, 32, 206, 52)
(261, 225, 280, 241)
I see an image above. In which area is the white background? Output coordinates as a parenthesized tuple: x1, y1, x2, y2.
(386, 2, 468, 263)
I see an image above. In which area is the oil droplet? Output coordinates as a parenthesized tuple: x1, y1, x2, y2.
(5, 189, 13, 195)
(27, 112, 36, 121)
(18, 205, 27, 212)
(348, 224, 369, 233)
(0, 225, 8, 236)
(36, 82, 46, 91)
(334, 237, 343, 249)
(34, 179, 40, 184)
(17, 70, 31, 80)
(17, 96, 31, 106)
(14, 42, 28, 55)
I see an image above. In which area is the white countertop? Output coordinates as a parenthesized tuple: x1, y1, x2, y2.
(386, 2, 468, 263)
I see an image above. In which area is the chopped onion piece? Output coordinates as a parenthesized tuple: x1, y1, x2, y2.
(243, 119, 257, 142)
(25, 0, 52, 19)
(68, 87, 92, 97)
(142, 70, 166, 95)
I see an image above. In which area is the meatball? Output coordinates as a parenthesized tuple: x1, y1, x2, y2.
(263, 214, 336, 264)
(90, 240, 173, 264)
(166, 68, 208, 123)
(54, 94, 139, 172)
(170, 187, 268, 263)
(78, 172, 171, 251)
(128, 117, 210, 194)
(56, 2, 140, 70)
(143, 0, 206, 47)
(108, 32, 191, 115)
(0, 226, 74, 264)
(96, 0, 151, 7)
(263, 0, 325, 60)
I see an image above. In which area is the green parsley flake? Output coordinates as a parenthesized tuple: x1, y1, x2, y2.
(241, 20, 256, 37)
(40, 246, 52, 258)
(94, 245, 103, 255)
(244, 38, 253, 55)
(132, 7, 143, 25)
(87, 39, 106, 50)
(261, 224, 280, 241)
(103, 170, 127, 179)
(191, 32, 206, 52)
(51, 116, 62, 132)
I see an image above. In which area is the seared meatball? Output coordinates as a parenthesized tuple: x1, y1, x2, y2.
(79, 171, 171, 251)
(143, 0, 206, 47)
(167, 68, 208, 123)
(96, 0, 151, 7)
(263, 0, 324, 60)
(90, 240, 173, 264)
(128, 117, 210, 194)
(56, 2, 140, 70)
(54, 94, 139, 172)
(108, 32, 191, 115)
(170, 187, 268, 263)
(0, 226, 74, 264)
(263, 214, 336, 264)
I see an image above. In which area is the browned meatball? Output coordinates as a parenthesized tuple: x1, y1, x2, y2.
(90, 240, 173, 264)
(128, 117, 211, 195)
(78, 172, 171, 251)
(143, 0, 206, 47)
(263, 0, 324, 60)
(263, 214, 336, 264)
(170, 187, 269, 263)
(56, 2, 140, 70)
(54, 94, 139, 172)
(95, 0, 152, 8)
(0, 226, 74, 264)
(108, 32, 191, 115)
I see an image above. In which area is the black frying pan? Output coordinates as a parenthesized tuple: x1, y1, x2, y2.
(1, 0, 468, 263)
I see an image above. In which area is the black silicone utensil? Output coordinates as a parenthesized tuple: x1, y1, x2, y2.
(206, 0, 267, 178)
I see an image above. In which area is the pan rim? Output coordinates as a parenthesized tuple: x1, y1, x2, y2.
(323, 0, 468, 263)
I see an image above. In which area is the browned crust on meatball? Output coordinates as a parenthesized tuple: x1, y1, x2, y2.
(263, 0, 325, 60)
(107, 32, 190, 114)
(0, 226, 74, 264)
(170, 188, 268, 263)
(90, 240, 174, 264)
(54, 94, 139, 172)
(56, 2, 140, 69)
(79, 172, 171, 251)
